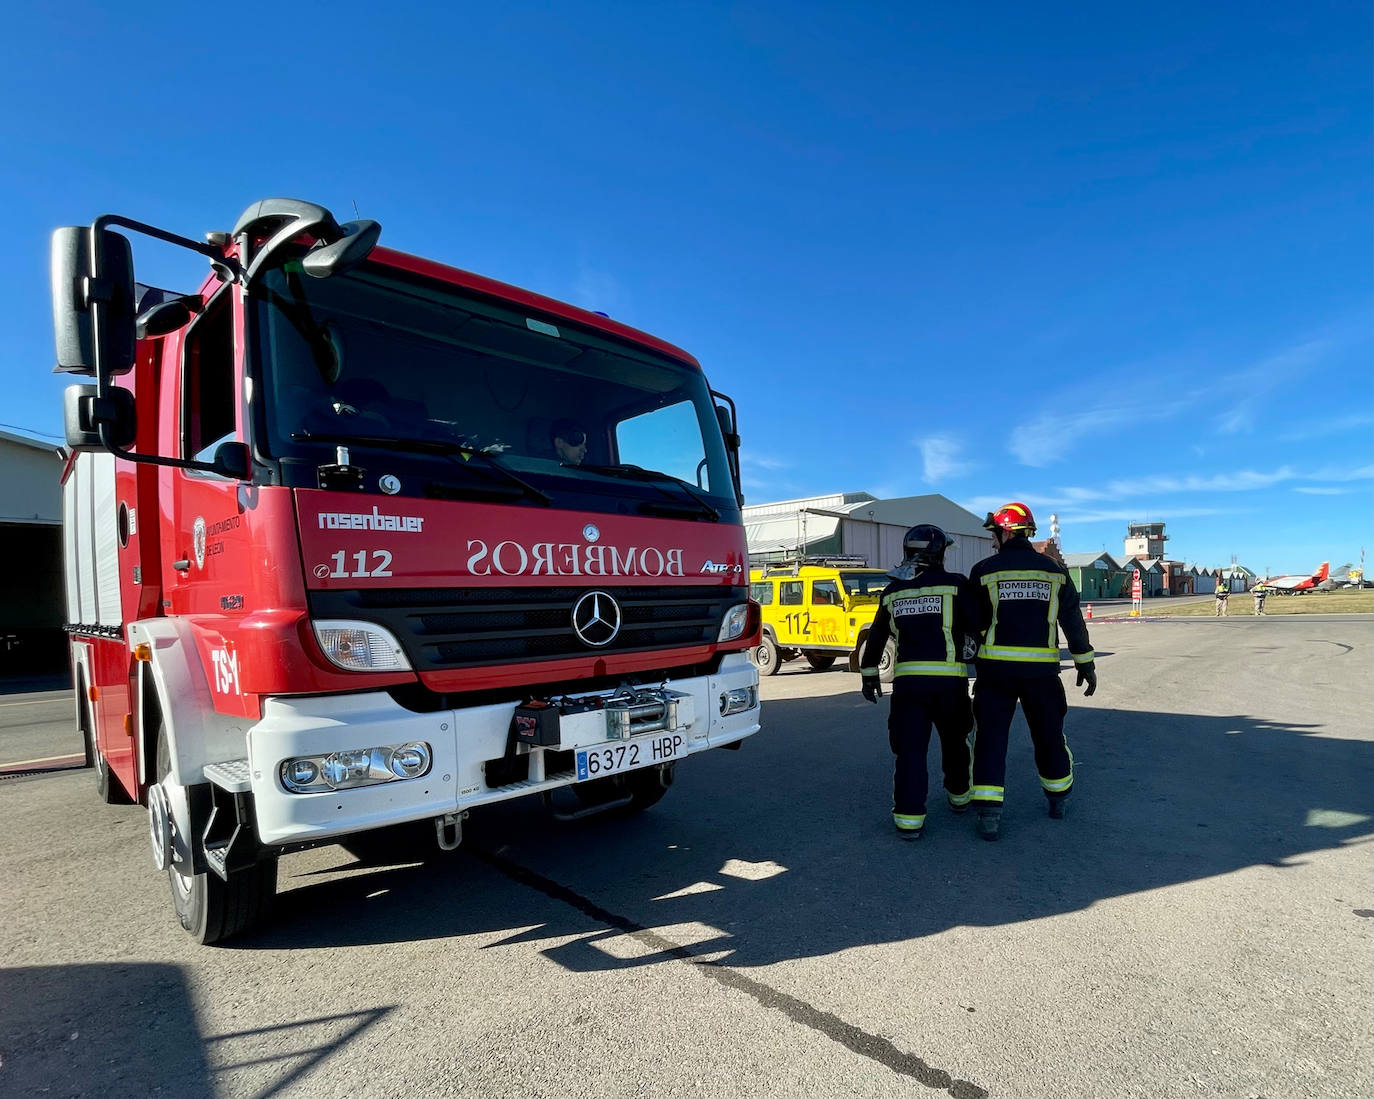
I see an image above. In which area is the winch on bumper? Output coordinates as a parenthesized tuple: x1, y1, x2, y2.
(239, 653, 761, 846)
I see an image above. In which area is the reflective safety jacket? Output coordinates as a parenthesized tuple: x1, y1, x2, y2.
(860, 566, 979, 681)
(969, 535, 1094, 677)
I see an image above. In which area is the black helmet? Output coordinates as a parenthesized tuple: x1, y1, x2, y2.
(902, 524, 954, 567)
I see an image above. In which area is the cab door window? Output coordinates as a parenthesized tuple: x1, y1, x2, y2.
(182, 292, 236, 461)
(779, 581, 803, 606)
(811, 580, 841, 606)
(750, 581, 774, 605)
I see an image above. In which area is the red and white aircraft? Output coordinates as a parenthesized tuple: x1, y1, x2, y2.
(1260, 562, 1329, 594)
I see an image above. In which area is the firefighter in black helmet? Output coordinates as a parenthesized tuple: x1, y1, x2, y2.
(859, 524, 978, 840)
(968, 502, 1097, 841)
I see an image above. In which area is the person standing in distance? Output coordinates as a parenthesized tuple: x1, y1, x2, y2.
(859, 525, 978, 840)
(968, 503, 1096, 841)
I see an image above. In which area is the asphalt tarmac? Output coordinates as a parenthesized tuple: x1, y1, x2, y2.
(2, 615, 1371, 1098)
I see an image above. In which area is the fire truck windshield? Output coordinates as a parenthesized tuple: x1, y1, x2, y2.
(251, 262, 736, 515)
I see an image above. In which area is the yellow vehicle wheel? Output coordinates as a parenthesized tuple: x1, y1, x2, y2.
(752, 635, 782, 676)
(877, 639, 897, 684)
(805, 653, 836, 671)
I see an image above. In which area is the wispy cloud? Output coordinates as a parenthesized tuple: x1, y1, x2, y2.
(739, 451, 796, 495)
(570, 265, 629, 316)
(1279, 412, 1374, 443)
(962, 463, 1373, 519)
(1293, 486, 1360, 496)
(1010, 331, 1343, 467)
(915, 434, 969, 483)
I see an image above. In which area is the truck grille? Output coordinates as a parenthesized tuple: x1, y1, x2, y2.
(307, 585, 738, 671)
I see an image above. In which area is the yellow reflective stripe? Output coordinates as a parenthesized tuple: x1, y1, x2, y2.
(980, 570, 1065, 585)
(978, 644, 1059, 662)
(1072, 650, 1095, 665)
(1040, 774, 1073, 792)
(947, 789, 972, 806)
(893, 813, 926, 830)
(894, 661, 968, 677)
(971, 785, 1004, 802)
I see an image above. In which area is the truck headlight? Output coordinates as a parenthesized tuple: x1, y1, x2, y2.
(718, 603, 750, 642)
(280, 741, 433, 793)
(313, 620, 411, 672)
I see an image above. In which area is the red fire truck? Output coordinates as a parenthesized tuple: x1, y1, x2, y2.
(52, 198, 760, 943)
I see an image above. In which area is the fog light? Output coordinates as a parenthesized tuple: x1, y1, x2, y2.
(286, 760, 319, 787)
(280, 741, 435, 794)
(389, 742, 431, 779)
(719, 686, 757, 716)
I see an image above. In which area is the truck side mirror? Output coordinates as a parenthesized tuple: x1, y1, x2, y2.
(51, 227, 137, 376)
(64, 383, 136, 450)
(302, 219, 381, 279)
(211, 441, 252, 480)
(714, 404, 740, 450)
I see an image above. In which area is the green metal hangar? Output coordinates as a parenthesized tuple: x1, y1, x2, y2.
(743, 491, 995, 574)
(0, 430, 65, 677)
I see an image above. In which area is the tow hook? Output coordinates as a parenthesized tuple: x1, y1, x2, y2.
(435, 811, 467, 852)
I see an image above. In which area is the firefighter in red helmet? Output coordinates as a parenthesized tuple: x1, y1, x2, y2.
(967, 502, 1096, 840)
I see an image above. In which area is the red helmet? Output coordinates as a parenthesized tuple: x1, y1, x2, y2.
(985, 501, 1036, 536)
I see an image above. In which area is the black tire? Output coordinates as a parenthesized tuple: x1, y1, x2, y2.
(752, 634, 782, 676)
(878, 639, 897, 684)
(804, 653, 837, 672)
(157, 725, 277, 945)
(78, 679, 130, 805)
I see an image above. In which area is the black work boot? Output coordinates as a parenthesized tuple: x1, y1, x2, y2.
(1047, 794, 1067, 820)
(976, 807, 1002, 842)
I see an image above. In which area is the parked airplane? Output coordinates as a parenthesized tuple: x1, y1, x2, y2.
(1261, 562, 1329, 594)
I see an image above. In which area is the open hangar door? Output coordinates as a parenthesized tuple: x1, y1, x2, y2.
(0, 521, 67, 678)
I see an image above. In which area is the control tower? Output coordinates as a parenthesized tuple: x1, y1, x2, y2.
(1124, 521, 1168, 560)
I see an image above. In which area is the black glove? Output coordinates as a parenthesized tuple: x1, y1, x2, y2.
(861, 676, 883, 703)
(1076, 663, 1097, 697)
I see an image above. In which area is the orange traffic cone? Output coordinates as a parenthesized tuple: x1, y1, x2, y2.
(1085, 603, 1093, 620)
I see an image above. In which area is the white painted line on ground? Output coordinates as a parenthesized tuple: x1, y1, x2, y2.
(0, 753, 84, 769)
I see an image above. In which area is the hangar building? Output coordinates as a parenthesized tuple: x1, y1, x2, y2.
(744, 491, 995, 576)
(0, 430, 65, 677)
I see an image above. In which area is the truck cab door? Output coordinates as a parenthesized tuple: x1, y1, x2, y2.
(159, 287, 254, 713)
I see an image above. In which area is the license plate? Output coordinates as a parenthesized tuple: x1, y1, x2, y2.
(575, 732, 687, 781)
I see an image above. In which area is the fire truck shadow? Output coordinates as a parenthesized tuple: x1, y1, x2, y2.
(0, 963, 213, 1097)
(0, 962, 395, 1098)
(250, 692, 1372, 970)
(477, 693, 1373, 972)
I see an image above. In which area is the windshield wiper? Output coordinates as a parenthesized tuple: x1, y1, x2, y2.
(291, 430, 551, 505)
(576, 463, 720, 521)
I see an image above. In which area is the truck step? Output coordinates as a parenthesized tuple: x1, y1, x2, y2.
(204, 759, 252, 793)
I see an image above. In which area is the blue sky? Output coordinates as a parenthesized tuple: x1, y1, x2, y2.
(2, 3, 1369, 575)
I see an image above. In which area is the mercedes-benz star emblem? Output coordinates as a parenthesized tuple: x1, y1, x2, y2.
(571, 590, 621, 648)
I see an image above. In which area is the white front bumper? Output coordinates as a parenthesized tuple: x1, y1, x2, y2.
(247, 653, 760, 845)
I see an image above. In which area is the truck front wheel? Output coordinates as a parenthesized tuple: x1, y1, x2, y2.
(156, 726, 277, 945)
(751, 635, 781, 676)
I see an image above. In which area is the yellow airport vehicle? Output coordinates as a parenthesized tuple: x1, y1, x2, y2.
(747, 557, 896, 679)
